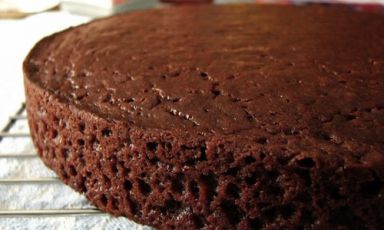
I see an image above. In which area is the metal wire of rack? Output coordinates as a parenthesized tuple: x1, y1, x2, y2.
(0, 102, 106, 218)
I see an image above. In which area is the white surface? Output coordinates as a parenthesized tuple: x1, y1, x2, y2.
(0, 11, 89, 129)
(0, 0, 59, 13)
(61, 0, 126, 8)
(61, 0, 161, 17)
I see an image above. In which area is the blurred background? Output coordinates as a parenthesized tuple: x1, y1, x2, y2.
(0, 0, 383, 128)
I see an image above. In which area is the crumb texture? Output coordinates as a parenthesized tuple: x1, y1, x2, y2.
(24, 4, 384, 230)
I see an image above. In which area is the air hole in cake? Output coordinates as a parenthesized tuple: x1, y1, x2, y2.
(360, 179, 382, 197)
(127, 196, 140, 216)
(226, 152, 235, 164)
(52, 116, 59, 125)
(316, 131, 331, 141)
(259, 152, 266, 160)
(146, 142, 158, 152)
(124, 180, 133, 191)
(297, 157, 315, 168)
(111, 163, 118, 175)
(101, 93, 113, 103)
(164, 199, 182, 214)
(124, 97, 135, 103)
(78, 177, 87, 193)
(200, 173, 218, 204)
(329, 206, 365, 229)
(149, 157, 159, 165)
(294, 169, 312, 186)
(138, 179, 152, 196)
(61, 169, 69, 180)
(212, 89, 221, 96)
(192, 214, 205, 228)
(329, 184, 342, 200)
(100, 194, 108, 206)
(225, 182, 240, 198)
(51, 129, 58, 139)
(185, 158, 197, 166)
(281, 204, 295, 218)
(102, 128, 112, 137)
(249, 218, 264, 230)
(110, 197, 119, 210)
(256, 137, 268, 145)
(77, 139, 85, 146)
(79, 122, 85, 132)
(199, 145, 207, 161)
(224, 167, 239, 177)
(263, 206, 278, 222)
(267, 170, 279, 181)
(297, 191, 312, 203)
(171, 174, 184, 194)
(68, 165, 77, 176)
(268, 184, 284, 197)
(345, 114, 357, 121)
(121, 162, 130, 175)
(244, 156, 256, 164)
(211, 83, 221, 96)
(122, 138, 132, 147)
(277, 156, 291, 166)
(245, 174, 257, 186)
(301, 209, 315, 225)
(103, 175, 111, 187)
(189, 180, 199, 198)
(200, 72, 209, 79)
(245, 111, 255, 122)
(220, 200, 244, 225)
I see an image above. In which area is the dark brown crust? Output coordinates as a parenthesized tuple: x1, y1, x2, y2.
(24, 4, 384, 230)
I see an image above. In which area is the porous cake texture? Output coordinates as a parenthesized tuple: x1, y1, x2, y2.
(24, 4, 384, 229)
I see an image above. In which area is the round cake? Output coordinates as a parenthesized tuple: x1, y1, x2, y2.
(23, 4, 384, 229)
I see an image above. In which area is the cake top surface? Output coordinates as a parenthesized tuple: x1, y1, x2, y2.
(25, 4, 384, 146)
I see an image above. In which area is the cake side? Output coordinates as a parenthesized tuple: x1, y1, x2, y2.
(25, 71, 384, 229)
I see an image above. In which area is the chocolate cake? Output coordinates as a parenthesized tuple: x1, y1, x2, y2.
(23, 4, 384, 229)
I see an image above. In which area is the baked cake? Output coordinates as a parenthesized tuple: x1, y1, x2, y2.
(23, 4, 384, 229)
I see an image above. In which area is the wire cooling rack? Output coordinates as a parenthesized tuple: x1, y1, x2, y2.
(0, 103, 149, 229)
